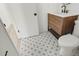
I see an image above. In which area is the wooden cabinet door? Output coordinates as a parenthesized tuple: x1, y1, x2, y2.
(62, 16, 78, 34)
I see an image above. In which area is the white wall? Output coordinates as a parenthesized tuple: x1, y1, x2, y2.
(37, 3, 60, 33)
(5, 3, 39, 38)
(5, 3, 26, 38)
(0, 4, 12, 29)
(68, 3, 79, 13)
(37, 3, 79, 33)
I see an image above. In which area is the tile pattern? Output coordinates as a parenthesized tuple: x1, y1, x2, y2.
(19, 31, 60, 56)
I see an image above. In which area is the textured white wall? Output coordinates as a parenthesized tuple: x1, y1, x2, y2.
(0, 4, 12, 29)
(37, 3, 60, 33)
(68, 3, 79, 13)
(5, 3, 39, 38)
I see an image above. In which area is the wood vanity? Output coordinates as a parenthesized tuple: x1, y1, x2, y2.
(48, 13, 78, 38)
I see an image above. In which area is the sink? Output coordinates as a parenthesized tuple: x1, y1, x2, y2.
(48, 12, 79, 17)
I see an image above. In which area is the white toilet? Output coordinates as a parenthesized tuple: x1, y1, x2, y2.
(58, 19, 79, 56)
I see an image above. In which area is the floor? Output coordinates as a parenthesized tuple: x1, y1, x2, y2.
(19, 31, 60, 56)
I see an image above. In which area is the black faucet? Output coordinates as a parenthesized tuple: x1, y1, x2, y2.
(61, 3, 70, 13)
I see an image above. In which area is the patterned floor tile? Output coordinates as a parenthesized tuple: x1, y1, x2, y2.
(19, 31, 60, 56)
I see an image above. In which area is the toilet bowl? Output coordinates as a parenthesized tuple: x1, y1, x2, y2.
(58, 34, 79, 56)
(58, 19, 79, 56)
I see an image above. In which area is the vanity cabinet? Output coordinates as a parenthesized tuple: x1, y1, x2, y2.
(48, 13, 78, 38)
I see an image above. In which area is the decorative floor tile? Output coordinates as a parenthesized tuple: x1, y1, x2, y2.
(19, 31, 60, 56)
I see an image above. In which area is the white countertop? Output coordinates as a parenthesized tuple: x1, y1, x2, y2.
(48, 12, 79, 17)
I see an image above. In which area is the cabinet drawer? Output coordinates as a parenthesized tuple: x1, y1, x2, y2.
(48, 22, 62, 35)
(48, 20, 62, 29)
(48, 14, 62, 26)
(48, 14, 62, 20)
(49, 17, 61, 26)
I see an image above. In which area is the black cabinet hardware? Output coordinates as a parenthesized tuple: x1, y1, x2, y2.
(5, 51, 8, 56)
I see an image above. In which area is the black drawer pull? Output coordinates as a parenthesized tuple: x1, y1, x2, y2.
(5, 51, 8, 56)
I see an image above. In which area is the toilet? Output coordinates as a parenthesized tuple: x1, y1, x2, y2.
(58, 19, 79, 56)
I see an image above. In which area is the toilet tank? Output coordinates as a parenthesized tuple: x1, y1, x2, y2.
(73, 17, 79, 38)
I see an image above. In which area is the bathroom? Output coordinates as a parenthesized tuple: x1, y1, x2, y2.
(0, 3, 79, 56)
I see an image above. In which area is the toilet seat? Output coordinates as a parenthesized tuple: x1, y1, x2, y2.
(59, 34, 79, 47)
